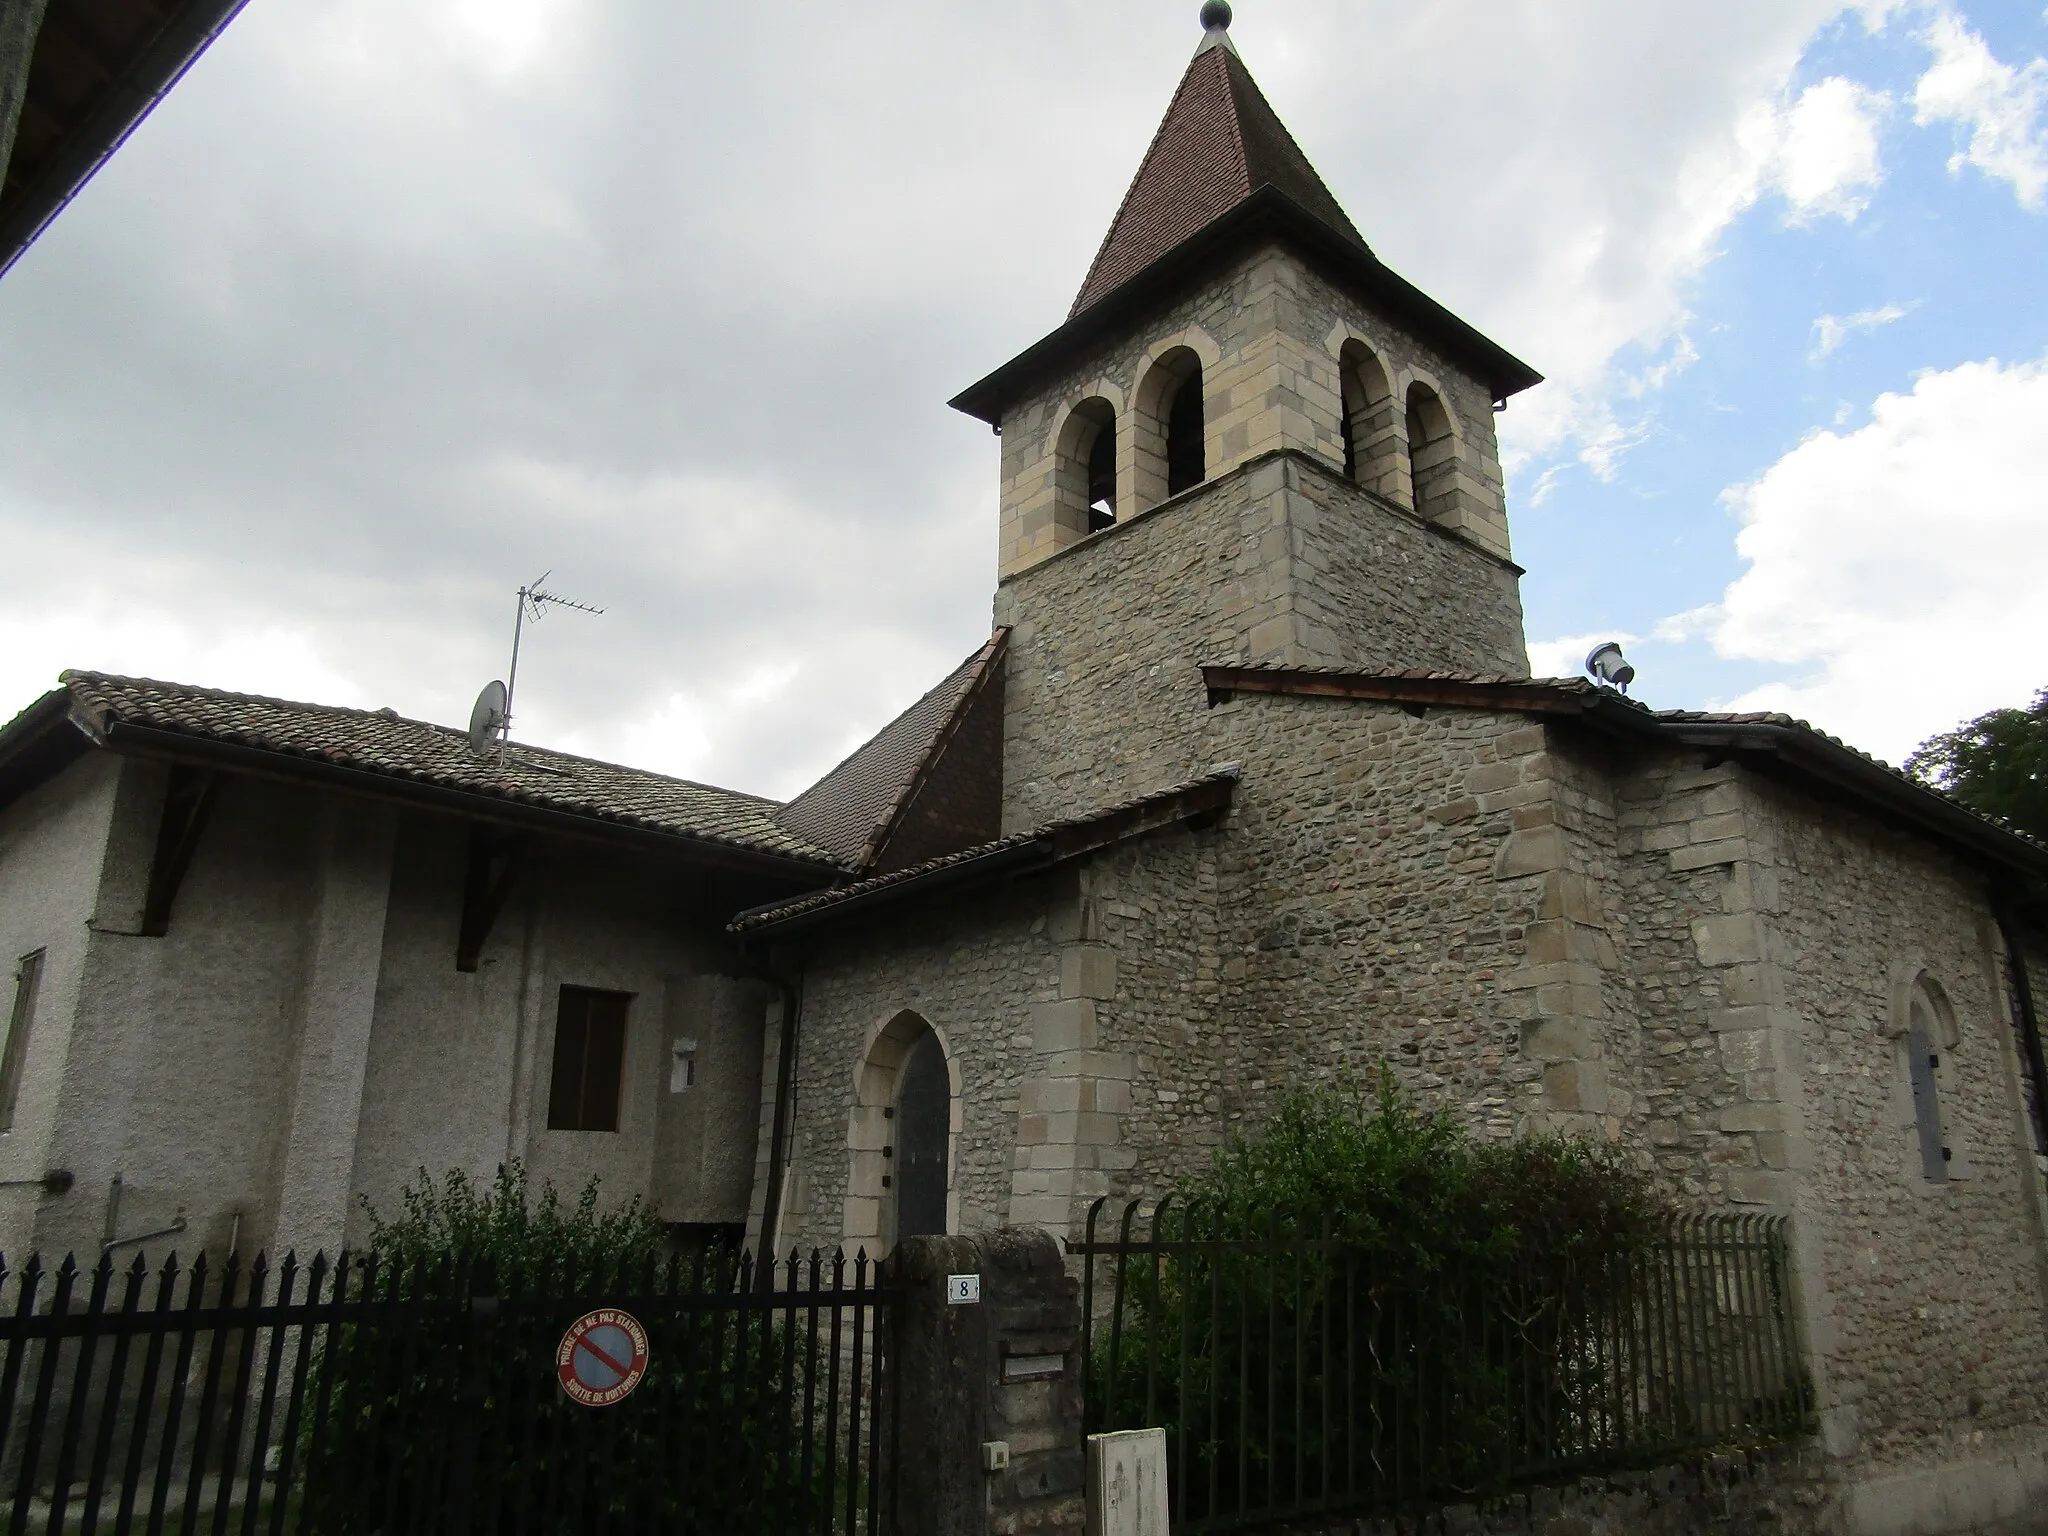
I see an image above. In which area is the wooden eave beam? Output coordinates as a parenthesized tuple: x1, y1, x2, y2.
(139, 763, 218, 937)
(456, 823, 529, 973)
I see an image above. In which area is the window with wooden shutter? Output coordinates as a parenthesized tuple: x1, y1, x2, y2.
(547, 986, 631, 1133)
(0, 951, 43, 1133)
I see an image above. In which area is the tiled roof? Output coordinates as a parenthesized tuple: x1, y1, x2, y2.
(775, 633, 1006, 870)
(55, 672, 839, 868)
(732, 769, 1239, 936)
(1071, 40, 1366, 317)
(1199, 664, 2048, 869)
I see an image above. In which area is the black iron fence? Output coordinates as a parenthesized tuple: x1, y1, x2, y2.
(0, 1244, 897, 1534)
(1075, 1201, 1809, 1532)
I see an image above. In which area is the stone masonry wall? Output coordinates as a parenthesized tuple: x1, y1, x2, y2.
(770, 825, 1232, 1255)
(1197, 693, 1553, 1142)
(1741, 772, 2048, 1497)
(1293, 459, 1526, 674)
(997, 452, 1525, 836)
(773, 873, 1060, 1255)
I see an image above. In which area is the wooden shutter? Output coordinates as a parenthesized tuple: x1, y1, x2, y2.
(1906, 1021, 1948, 1183)
(548, 986, 630, 1133)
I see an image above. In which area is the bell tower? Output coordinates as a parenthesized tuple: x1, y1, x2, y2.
(950, 4, 1544, 830)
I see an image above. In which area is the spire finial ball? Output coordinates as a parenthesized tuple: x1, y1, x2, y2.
(1200, 1, 1232, 32)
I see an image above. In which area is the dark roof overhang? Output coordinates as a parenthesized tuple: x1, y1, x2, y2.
(732, 770, 1238, 941)
(1, 0, 251, 279)
(1202, 666, 2048, 884)
(0, 688, 91, 815)
(949, 186, 1544, 427)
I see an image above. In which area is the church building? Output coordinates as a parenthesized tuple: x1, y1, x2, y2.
(2, 6, 2045, 1523)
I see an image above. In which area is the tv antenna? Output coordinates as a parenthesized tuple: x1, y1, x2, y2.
(467, 572, 605, 758)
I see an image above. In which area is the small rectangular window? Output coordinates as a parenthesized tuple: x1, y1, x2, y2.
(1, 951, 45, 1133)
(547, 986, 631, 1133)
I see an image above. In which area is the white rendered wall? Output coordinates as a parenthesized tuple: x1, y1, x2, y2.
(0, 751, 772, 1266)
(0, 752, 121, 1258)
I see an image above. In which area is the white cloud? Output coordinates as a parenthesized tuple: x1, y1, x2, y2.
(0, 0, 1904, 792)
(1913, 9, 2048, 205)
(1743, 75, 1891, 222)
(1498, 64, 1886, 483)
(1810, 301, 1913, 359)
(1702, 354, 2048, 763)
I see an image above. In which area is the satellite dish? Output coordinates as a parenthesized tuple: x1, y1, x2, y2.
(1585, 642, 1636, 693)
(468, 680, 508, 754)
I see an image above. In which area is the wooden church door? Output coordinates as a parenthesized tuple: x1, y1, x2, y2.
(895, 1030, 949, 1238)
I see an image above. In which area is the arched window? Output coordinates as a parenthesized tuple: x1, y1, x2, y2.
(895, 1029, 950, 1238)
(1054, 396, 1118, 539)
(1338, 341, 1397, 494)
(1405, 383, 1455, 519)
(1166, 366, 1205, 495)
(1903, 980, 1962, 1184)
(1133, 346, 1206, 509)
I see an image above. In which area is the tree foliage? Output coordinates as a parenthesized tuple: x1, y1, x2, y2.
(1906, 686, 2048, 844)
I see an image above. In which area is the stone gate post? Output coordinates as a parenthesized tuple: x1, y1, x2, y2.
(891, 1227, 1085, 1536)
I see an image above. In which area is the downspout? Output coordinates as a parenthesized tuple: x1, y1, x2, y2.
(1994, 899, 2048, 1163)
(756, 971, 803, 1274)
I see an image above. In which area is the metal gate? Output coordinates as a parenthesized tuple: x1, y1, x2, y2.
(0, 1244, 897, 1533)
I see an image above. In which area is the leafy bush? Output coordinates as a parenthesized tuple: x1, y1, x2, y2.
(300, 1165, 853, 1533)
(357, 1160, 667, 1277)
(1189, 1069, 1658, 1273)
(1088, 1072, 1674, 1514)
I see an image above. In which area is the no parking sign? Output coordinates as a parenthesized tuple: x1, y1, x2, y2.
(556, 1309, 649, 1407)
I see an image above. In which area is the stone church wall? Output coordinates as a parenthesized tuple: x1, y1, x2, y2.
(1195, 691, 1550, 1139)
(771, 874, 1061, 1255)
(1289, 457, 1526, 675)
(997, 452, 1527, 836)
(0, 752, 125, 1259)
(1738, 772, 2048, 1500)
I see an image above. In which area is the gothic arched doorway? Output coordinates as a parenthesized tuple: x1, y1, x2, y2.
(895, 1028, 949, 1239)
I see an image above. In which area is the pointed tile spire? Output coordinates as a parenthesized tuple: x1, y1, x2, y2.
(1070, 8, 1368, 317)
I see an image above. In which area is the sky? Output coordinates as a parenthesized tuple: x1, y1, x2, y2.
(0, 0, 2043, 798)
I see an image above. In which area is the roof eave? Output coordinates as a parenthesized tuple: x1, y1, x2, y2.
(1200, 666, 2048, 882)
(1644, 713, 2048, 883)
(0, 0, 253, 279)
(949, 188, 1543, 426)
(92, 718, 842, 882)
(734, 773, 1238, 941)
(0, 689, 93, 816)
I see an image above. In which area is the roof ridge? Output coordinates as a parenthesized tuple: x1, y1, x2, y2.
(777, 635, 999, 815)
